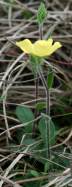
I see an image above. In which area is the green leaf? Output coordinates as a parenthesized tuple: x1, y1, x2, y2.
(38, 117, 56, 145)
(38, 117, 47, 141)
(36, 102, 46, 111)
(30, 170, 39, 177)
(25, 170, 41, 187)
(37, 3, 47, 25)
(47, 69, 54, 89)
(22, 137, 35, 146)
(16, 105, 34, 133)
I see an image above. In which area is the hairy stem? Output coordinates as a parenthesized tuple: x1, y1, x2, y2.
(32, 24, 43, 137)
(32, 73, 39, 137)
(39, 23, 43, 40)
(39, 66, 51, 159)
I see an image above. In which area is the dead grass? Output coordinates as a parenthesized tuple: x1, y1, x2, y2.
(0, 0, 72, 187)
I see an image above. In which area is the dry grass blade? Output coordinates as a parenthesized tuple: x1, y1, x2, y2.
(0, 175, 21, 187)
(0, 146, 30, 187)
(0, 0, 72, 187)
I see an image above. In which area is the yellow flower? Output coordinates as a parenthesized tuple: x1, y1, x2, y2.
(16, 38, 62, 57)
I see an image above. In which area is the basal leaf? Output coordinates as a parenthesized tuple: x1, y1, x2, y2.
(16, 105, 34, 133)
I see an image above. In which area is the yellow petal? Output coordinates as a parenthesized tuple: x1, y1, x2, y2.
(47, 38, 53, 46)
(34, 38, 53, 47)
(16, 38, 62, 57)
(16, 39, 33, 54)
(32, 38, 53, 57)
(47, 42, 62, 56)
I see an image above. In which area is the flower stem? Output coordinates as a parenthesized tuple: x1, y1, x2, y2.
(32, 72, 39, 137)
(39, 66, 51, 159)
(39, 23, 43, 40)
(32, 23, 43, 137)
